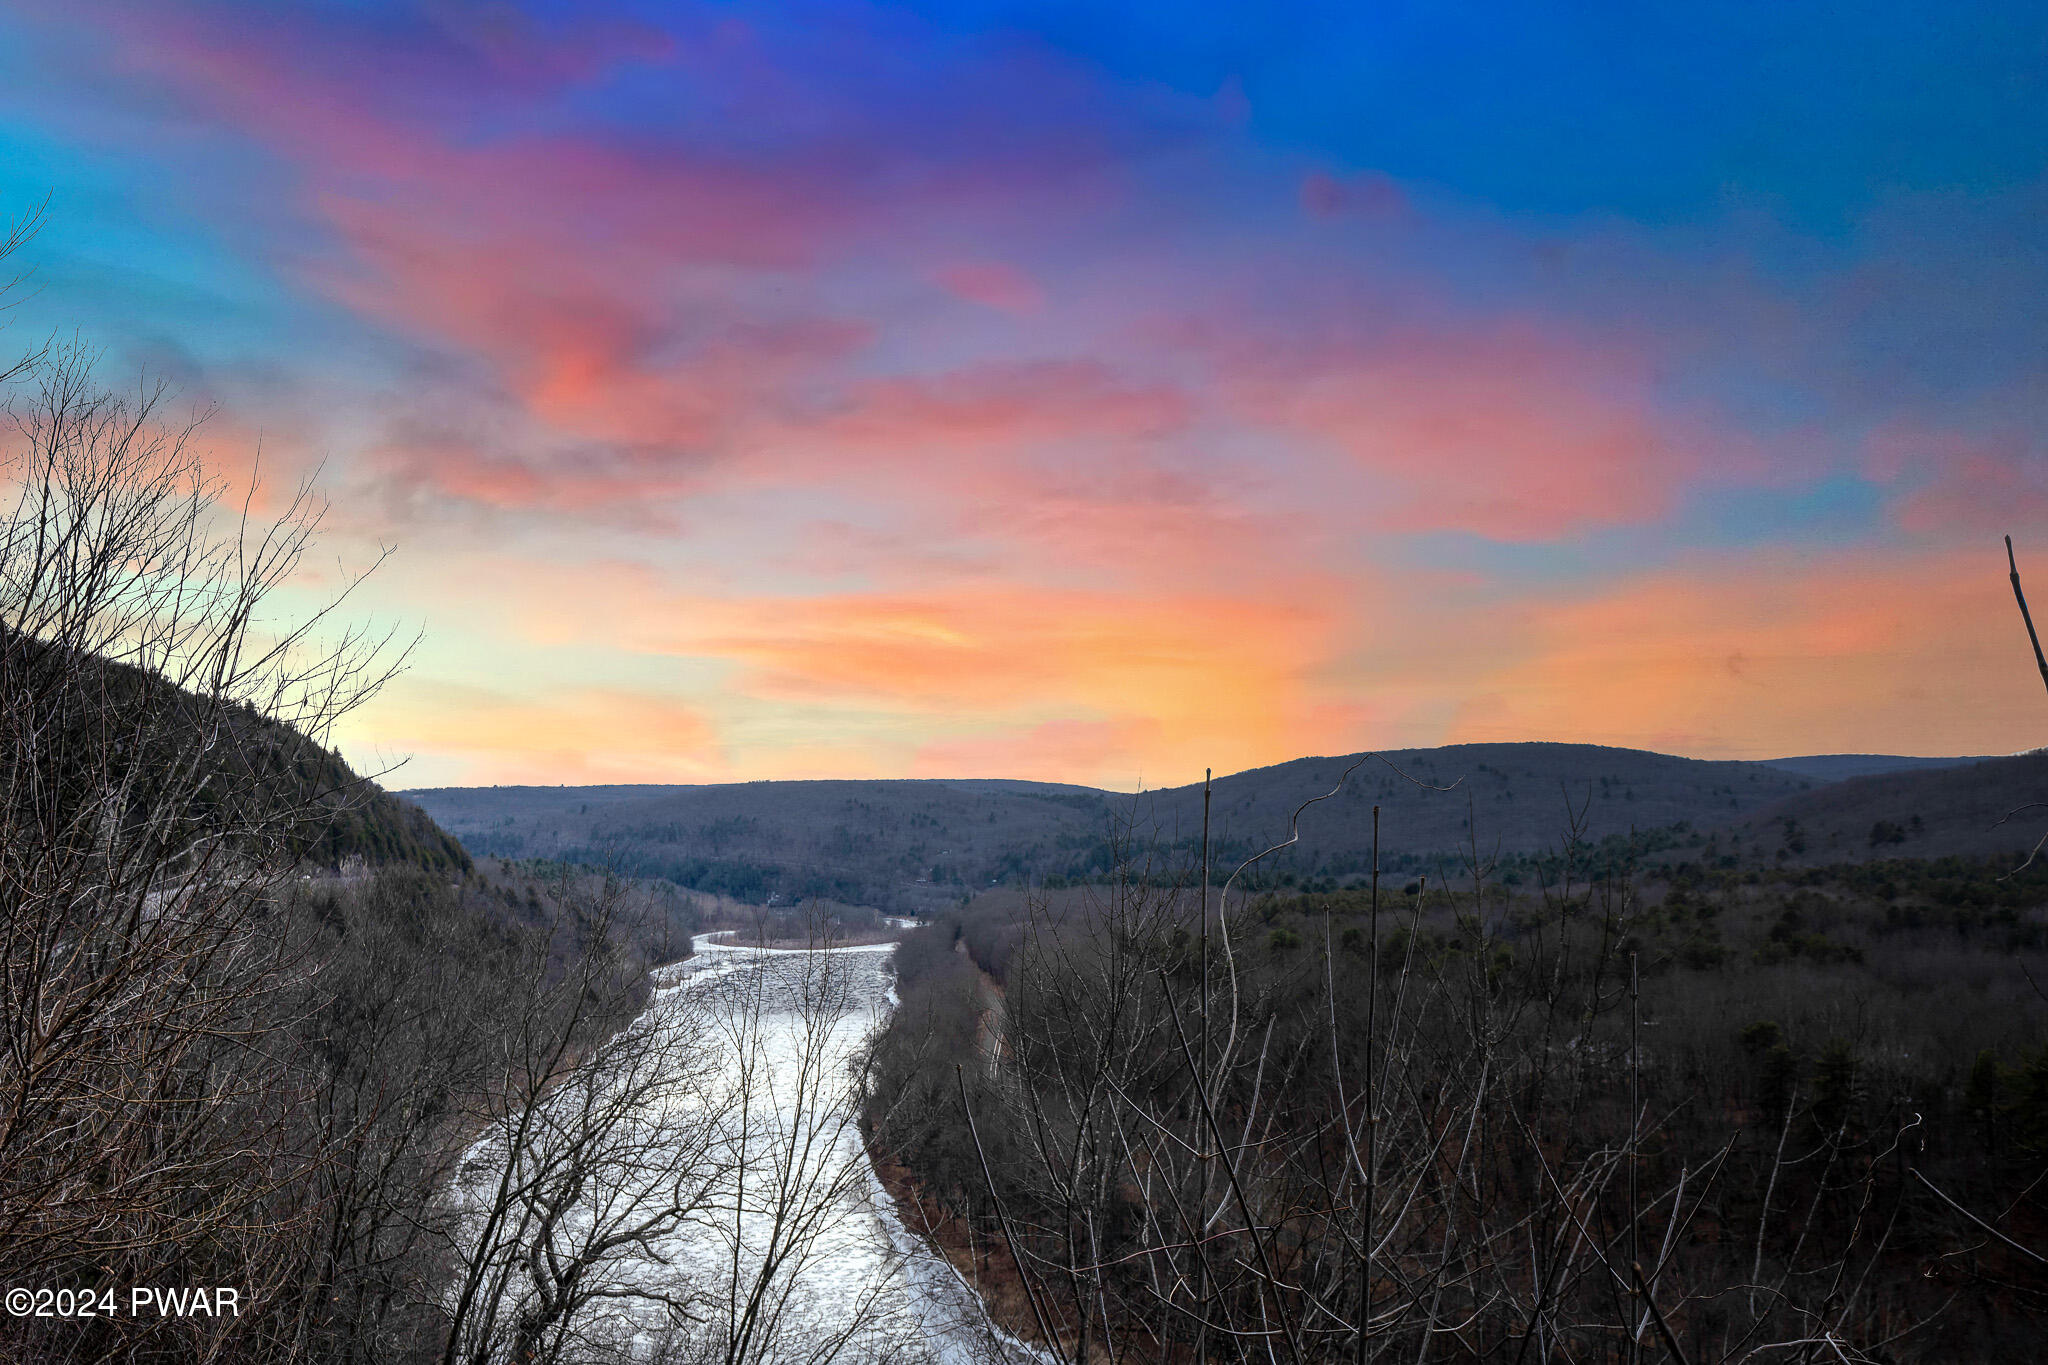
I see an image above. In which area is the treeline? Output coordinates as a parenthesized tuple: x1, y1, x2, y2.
(863, 834, 2048, 1361)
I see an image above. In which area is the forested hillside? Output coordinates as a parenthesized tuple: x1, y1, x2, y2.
(4, 624, 472, 876)
(406, 777, 1115, 911)
(1728, 750, 2048, 865)
(865, 822, 2048, 1359)
(410, 743, 1840, 910)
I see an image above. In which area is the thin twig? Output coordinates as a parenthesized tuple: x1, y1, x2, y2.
(2007, 536, 2048, 700)
(1910, 1168, 2047, 1266)
(959, 1064, 1065, 1357)
(1631, 1261, 1693, 1365)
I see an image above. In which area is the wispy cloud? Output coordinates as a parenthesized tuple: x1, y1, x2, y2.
(2, 0, 2039, 783)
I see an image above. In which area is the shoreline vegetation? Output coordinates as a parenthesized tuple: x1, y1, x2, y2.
(869, 1155, 1050, 1355)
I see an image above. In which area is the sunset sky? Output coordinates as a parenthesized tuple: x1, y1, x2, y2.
(1, 1, 2043, 788)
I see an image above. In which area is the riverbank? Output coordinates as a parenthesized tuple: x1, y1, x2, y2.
(868, 1155, 1051, 1357)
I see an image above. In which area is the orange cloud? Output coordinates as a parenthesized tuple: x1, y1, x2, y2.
(910, 718, 1160, 784)
(689, 586, 1323, 703)
(358, 680, 727, 786)
(460, 565, 1359, 783)
(1436, 547, 2041, 757)
(336, 530, 2038, 789)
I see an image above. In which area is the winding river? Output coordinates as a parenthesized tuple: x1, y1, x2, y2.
(452, 932, 1039, 1365)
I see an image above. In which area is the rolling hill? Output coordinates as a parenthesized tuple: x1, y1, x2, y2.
(1724, 750, 2048, 865)
(401, 777, 1112, 911)
(406, 742, 1842, 911)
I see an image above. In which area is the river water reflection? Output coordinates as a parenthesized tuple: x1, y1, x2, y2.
(451, 932, 1037, 1365)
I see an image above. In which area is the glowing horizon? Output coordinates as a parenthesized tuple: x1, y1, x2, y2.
(1, 1, 2042, 790)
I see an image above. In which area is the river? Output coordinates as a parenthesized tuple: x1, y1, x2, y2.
(449, 932, 1040, 1365)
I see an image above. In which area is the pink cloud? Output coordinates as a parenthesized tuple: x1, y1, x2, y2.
(1896, 455, 2048, 536)
(1299, 170, 1409, 221)
(32, 2, 1204, 546)
(1861, 419, 2048, 537)
(726, 359, 1311, 583)
(357, 435, 708, 522)
(1213, 320, 1690, 539)
(934, 261, 1045, 314)
(806, 360, 1188, 458)
(28, 3, 873, 483)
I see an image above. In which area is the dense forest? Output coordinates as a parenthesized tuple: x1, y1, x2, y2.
(864, 809, 2048, 1362)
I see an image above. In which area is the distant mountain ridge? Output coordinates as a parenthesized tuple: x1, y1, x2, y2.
(409, 744, 2033, 911)
(407, 741, 1841, 910)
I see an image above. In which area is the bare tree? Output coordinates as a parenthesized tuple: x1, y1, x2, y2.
(0, 213, 408, 1350)
(435, 874, 708, 1365)
(440, 894, 925, 1365)
(900, 778, 1929, 1364)
(690, 935, 913, 1365)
